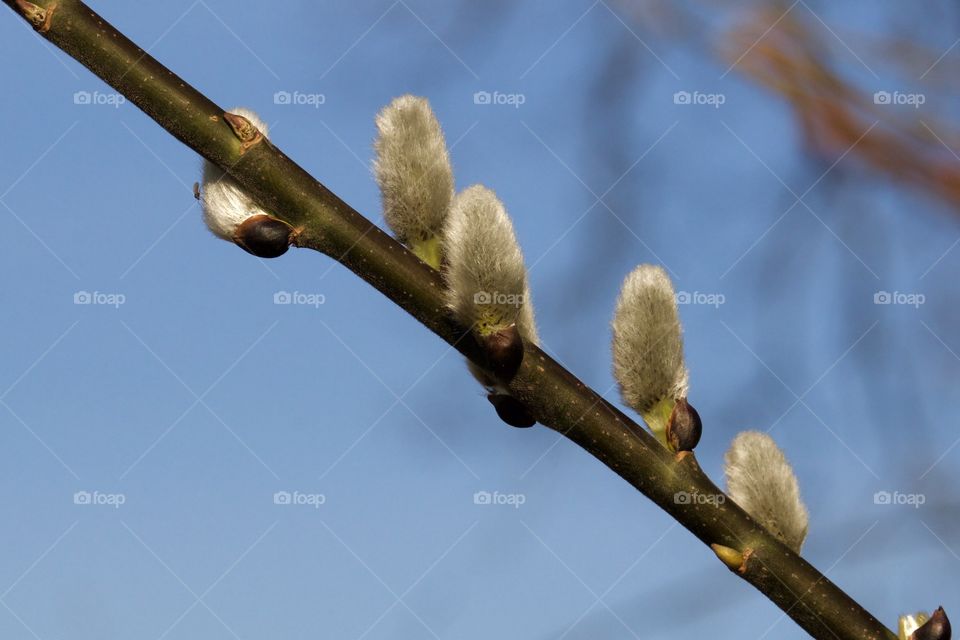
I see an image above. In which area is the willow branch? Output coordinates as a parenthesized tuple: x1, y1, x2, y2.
(2, 2, 897, 638)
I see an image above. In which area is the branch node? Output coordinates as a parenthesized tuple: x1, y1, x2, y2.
(14, 0, 56, 31)
(288, 225, 306, 246)
(223, 111, 264, 153)
(711, 543, 752, 575)
(711, 543, 742, 571)
(739, 547, 753, 575)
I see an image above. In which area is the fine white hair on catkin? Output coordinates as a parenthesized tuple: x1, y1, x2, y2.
(724, 431, 809, 552)
(899, 613, 929, 640)
(373, 95, 454, 246)
(442, 184, 538, 344)
(200, 107, 271, 241)
(611, 265, 688, 416)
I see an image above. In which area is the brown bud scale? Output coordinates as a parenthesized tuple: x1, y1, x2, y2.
(15, 0, 55, 31)
(912, 607, 951, 640)
(666, 398, 702, 453)
(480, 324, 524, 382)
(223, 111, 263, 152)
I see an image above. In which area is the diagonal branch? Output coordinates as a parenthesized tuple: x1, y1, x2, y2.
(2, 1, 897, 638)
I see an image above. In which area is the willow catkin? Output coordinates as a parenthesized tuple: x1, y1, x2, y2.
(373, 95, 454, 266)
(724, 431, 809, 552)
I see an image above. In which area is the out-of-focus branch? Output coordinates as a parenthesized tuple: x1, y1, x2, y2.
(618, 0, 960, 211)
(725, 7, 960, 207)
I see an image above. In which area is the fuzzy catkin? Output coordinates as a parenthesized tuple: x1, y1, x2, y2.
(724, 431, 809, 552)
(200, 107, 271, 241)
(373, 95, 454, 249)
(611, 265, 688, 416)
(442, 185, 538, 344)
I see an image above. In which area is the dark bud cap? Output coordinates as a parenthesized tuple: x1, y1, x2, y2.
(666, 398, 702, 453)
(913, 608, 951, 640)
(234, 214, 292, 258)
(480, 324, 524, 382)
(487, 394, 536, 429)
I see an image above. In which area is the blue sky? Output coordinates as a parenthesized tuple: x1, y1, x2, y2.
(0, 1, 958, 638)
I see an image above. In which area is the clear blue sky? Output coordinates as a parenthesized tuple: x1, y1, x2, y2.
(0, 1, 957, 638)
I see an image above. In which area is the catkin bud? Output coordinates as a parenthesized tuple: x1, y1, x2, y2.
(443, 185, 539, 347)
(373, 95, 454, 268)
(442, 184, 538, 423)
(199, 108, 291, 257)
(724, 431, 809, 552)
(611, 265, 689, 445)
(710, 544, 745, 572)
